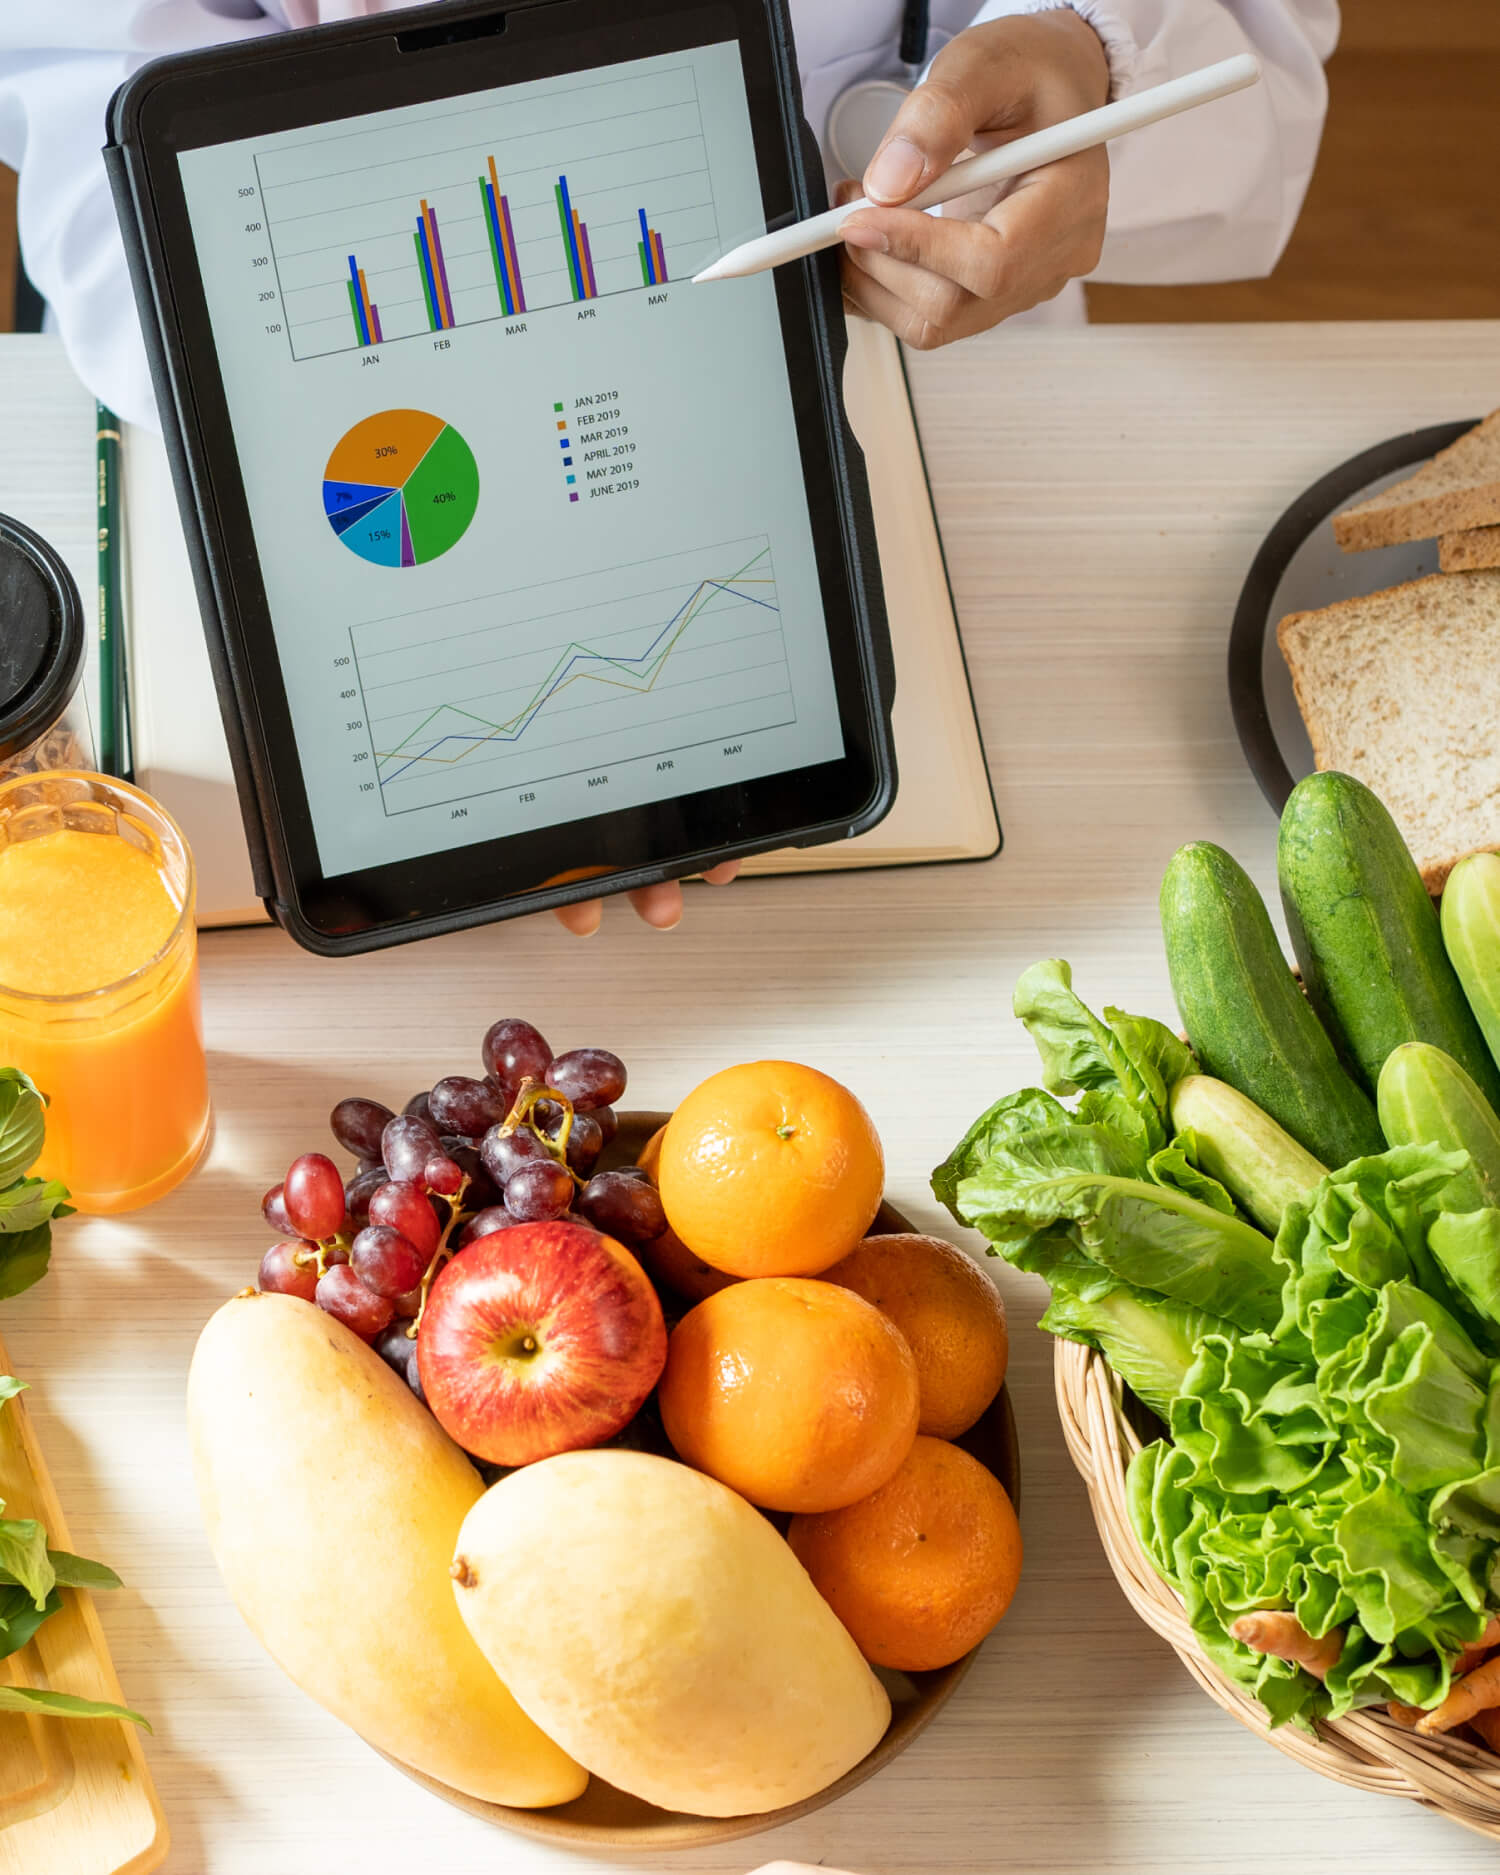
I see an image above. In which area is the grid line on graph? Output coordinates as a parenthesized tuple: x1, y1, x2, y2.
(350, 536, 795, 816)
(255, 63, 722, 358)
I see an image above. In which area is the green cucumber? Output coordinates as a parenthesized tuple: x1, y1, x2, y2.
(1168, 1074, 1327, 1234)
(1278, 772, 1500, 1108)
(1160, 842, 1383, 1169)
(1377, 1041, 1500, 1212)
(1442, 852, 1500, 1075)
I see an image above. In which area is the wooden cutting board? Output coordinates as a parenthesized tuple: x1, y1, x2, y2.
(0, 1330, 168, 1875)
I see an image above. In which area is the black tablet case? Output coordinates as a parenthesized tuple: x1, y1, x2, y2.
(103, 0, 894, 953)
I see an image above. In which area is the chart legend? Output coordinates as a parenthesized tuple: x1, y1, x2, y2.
(323, 409, 479, 567)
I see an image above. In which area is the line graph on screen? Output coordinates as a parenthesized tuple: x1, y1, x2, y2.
(350, 535, 792, 814)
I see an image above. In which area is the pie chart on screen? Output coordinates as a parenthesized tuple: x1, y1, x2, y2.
(322, 409, 479, 567)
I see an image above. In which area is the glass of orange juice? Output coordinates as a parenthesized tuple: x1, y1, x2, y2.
(0, 772, 210, 1213)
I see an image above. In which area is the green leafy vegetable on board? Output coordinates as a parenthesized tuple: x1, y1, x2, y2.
(0, 1075, 145, 1727)
(0, 1070, 72, 1301)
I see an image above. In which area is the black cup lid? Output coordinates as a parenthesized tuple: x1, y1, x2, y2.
(0, 513, 85, 763)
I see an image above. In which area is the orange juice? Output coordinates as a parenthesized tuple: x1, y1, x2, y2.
(0, 774, 210, 1213)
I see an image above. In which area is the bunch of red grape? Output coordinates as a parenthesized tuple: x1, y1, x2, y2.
(255, 1017, 667, 1398)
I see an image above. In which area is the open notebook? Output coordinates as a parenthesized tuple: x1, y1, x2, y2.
(20, 321, 998, 923)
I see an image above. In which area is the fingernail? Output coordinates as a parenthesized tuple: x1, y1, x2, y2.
(866, 137, 925, 204)
(841, 217, 888, 254)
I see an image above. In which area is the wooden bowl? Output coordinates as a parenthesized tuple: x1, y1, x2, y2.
(382, 1113, 1021, 1850)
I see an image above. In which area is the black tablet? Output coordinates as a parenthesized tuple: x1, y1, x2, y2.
(106, 0, 894, 954)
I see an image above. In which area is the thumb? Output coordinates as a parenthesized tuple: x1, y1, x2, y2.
(862, 31, 1022, 205)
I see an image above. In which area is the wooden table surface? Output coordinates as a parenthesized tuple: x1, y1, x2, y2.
(6, 321, 1500, 1874)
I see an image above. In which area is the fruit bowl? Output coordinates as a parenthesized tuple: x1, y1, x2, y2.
(379, 1111, 1021, 1851)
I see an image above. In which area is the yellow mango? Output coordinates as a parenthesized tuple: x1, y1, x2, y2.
(451, 1449, 890, 1816)
(188, 1293, 585, 1808)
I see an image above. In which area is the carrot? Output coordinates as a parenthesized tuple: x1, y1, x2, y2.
(1470, 1708, 1500, 1754)
(1230, 1610, 1343, 1679)
(1453, 1615, 1500, 1677)
(1417, 1656, 1500, 1734)
(1387, 1701, 1425, 1728)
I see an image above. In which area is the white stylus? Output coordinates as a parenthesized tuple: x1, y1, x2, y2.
(692, 52, 1261, 284)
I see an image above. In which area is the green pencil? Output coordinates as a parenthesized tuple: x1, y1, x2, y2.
(95, 404, 131, 780)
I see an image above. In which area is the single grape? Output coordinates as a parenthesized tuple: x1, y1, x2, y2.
(357, 1155, 384, 1176)
(564, 1112, 604, 1176)
(258, 1240, 319, 1303)
(481, 1018, 552, 1101)
(504, 1160, 575, 1223)
(531, 1097, 565, 1137)
(429, 1075, 507, 1137)
(546, 1048, 627, 1112)
(593, 1105, 619, 1146)
(329, 1096, 395, 1161)
(368, 1179, 441, 1256)
(423, 1155, 465, 1198)
(459, 1204, 519, 1246)
(324, 1242, 351, 1268)
(392, 1285, 424, 1319)
(442, 1138, 499, 1212)
(373, 1319, 417, 1381)
(316, 1264, 395, 1341)
(382, 1113, 442, 1182)
(262, 1182, 294, 1235)
(351, 1225, 426, 1299)
(344, 1165, 387, 1229)
(283, 1152, 347, 1241)
(577, 1169, 667, 1245)
(403, 1090, 435, 1124)
(479, 1124, 550, 1188)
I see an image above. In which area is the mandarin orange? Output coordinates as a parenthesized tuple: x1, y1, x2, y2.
(823, 1234, 1008, 1438)
(657, 1062, 884, 1277)
(657, 1277, 919, 1512)
(787, 1435, 1022, 1671)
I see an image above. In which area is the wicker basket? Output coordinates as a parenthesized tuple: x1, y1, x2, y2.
(1054, 1336, 1500, 1839)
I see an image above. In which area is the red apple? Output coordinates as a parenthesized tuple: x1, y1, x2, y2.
(416, 1220, 667, 1466)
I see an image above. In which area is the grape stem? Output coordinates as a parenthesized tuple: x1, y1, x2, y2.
(404, 1082, 582, 1340)
(496, 1078, 583, 1184)
(407, 1173, 472, 1338)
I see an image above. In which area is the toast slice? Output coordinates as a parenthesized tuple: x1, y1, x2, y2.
(1277, 570, 1500, 891)
(1333, 410, 1500, 551)
(1441, 525, 1500, 573)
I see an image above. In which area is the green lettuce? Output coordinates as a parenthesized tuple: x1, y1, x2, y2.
(935, 964, 1279, 1332)
(937, 955, 1500, 1732)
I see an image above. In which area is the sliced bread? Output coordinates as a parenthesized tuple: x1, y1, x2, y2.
(1333, 410, 1500, 552)
(1441, 525, 1500, 573)
(1277, 569, 1500, 891)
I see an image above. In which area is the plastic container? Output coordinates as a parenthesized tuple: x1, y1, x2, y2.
(0, 772, 211, 1213)
(0, 513, 89, 779)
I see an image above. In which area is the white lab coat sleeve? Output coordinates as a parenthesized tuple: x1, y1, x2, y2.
(0, 5, 281, 428)
(966, 0, 1339, 283)
(0, 49, 161, 426)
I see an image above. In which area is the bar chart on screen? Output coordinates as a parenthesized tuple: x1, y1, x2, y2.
(350, 535, 791, 814)
(252, 63, 723, 360)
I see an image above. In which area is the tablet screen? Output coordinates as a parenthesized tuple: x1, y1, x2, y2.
(175, 39, 846, 880)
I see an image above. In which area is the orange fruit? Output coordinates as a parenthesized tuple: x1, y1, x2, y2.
(787, 1436, 1022, 1671)
(658, 1277, 919, 1512)
(657, 1062, 884, 1277)
(823, 1234, 1008, 1438)
(636, 1124, 667, 1182)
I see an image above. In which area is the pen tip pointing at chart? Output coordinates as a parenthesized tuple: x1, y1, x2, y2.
(691, 254, 737, 283)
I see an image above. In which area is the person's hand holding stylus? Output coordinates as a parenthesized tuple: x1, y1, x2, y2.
(835, 12, 1112, 349)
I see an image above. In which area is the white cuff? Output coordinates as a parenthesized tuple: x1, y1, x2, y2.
(972, 0, 1142, 99)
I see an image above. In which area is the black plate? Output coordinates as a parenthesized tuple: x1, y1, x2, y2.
(1229, 421, 1476, 812)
